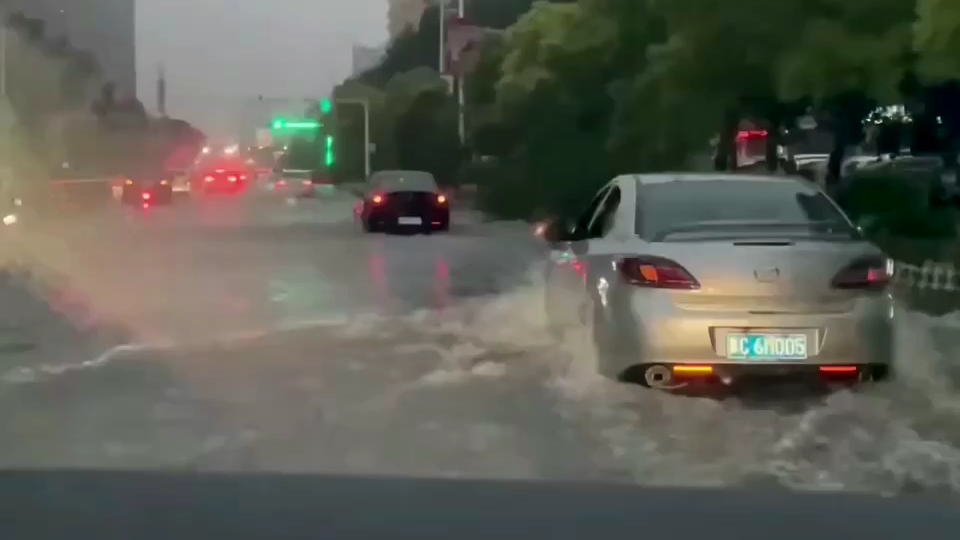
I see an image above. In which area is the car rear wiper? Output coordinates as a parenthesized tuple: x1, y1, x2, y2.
(650, 220, 854, 242)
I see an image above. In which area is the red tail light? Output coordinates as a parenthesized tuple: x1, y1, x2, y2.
(436, 194, 447, 204)
(372, 193, 385, 204)
(204, 176, 214, 182)
(831, 256, 892, 290)
(618, 256, 700, 289)
(142, 192, 151, 200)
(227, 176, 237, 182)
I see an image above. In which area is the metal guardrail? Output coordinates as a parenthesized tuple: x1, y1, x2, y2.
(896, 260, 960, 290)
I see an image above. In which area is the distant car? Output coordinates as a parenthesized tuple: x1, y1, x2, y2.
(120, 174, 173, 206)
(196, 168, 247, 194)
(541, 173, 894, 391)
(356, 170, 450, 234)
(268, 169, 334, 197)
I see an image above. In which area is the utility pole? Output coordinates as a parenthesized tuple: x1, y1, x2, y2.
(0, 23, 11, 193)
(156, 63, 167, 117)
(1, 23, 7, 97)
(456, 0, 465, 145)
(438, 0, 446, 74)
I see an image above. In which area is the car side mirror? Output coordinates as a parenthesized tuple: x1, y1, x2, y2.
(536, 218, 573, 243)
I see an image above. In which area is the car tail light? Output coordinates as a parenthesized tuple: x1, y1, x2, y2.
(372, 193, 385, 204)
(436, 194, 447, 204)
(228, 176, 237, 182)
(204, 176, 214, 182)
(618, 256, 700, 289)
(831, 256, 893, 290)
(277, 180, 286, 187)
(142, 192, 151, 200)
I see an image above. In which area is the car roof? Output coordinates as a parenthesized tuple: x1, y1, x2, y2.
(631, 173, 820, 193)
(369, 170, 437, 192)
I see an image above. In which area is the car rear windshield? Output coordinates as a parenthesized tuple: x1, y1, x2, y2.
(370, 171, 437, 192)
(637, 178, 853, 240)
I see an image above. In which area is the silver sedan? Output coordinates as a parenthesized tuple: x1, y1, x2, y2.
(542, 173, 895, 390)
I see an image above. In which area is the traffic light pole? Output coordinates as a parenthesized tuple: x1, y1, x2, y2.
(456, 0, 466, 145)
(335, 98, 370, 178)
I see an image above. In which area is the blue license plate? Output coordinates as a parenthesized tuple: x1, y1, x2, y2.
(726, 333, 808, 360)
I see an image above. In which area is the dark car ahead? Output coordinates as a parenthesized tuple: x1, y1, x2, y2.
(120, 173, 173, 207)
(358, 170, 450, 234)
(196, 168, 247, 194)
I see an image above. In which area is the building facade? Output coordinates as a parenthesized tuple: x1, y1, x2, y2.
(387, 0, 429, 38)
(4, 0, 136, 96)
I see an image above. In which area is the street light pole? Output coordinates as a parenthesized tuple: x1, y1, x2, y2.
(335, 97, 370, 178)
(456, 0, 465, 145)
(1, 23, 7, 97)
(438, 0, 446, 74)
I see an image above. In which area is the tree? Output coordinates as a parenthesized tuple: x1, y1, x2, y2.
(776, 0, 915, 181)
(476, 1, 619, 216)
(913, 0, 960, 181)
(331, 80, 386, 180)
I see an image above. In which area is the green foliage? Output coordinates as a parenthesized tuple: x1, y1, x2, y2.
(914, 0, 960, 82)
(836, 170, 957, 261)
(331, 0, 960, 226)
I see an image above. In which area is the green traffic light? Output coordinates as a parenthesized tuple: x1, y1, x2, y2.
(320, 99, 332, 114)
(271, 119, 319, 130)
(324, 135, 334, 166)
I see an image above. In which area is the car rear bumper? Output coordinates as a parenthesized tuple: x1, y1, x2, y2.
(601, 292, 895, 376)
(366, 208, 450, 228)
(199, 182, 243, 193)
(121, 187, 173, 204)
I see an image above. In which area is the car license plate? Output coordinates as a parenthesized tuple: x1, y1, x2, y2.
(398, 217, 421, 225)
(726, 333, 808, 360)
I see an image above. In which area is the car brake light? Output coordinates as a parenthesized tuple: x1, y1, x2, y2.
(142, 192, 151, 200)
(228, 176, 237, 182)
(618, 256, 700, 289)
(436, 194, 447, 204)
(204, 176, 214, 182)
(831, 256, 893, 290)
(372, 194, 385, 204)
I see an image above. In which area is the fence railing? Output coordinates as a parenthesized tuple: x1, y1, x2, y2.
(896, 260, 960, 290)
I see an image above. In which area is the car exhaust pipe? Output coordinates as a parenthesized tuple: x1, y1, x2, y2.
(644, 365, 684, 389)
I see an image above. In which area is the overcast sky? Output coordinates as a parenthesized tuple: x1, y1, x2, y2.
(135, 0, 388, 138)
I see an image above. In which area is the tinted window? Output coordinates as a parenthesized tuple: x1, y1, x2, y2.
(588, 187, 620, 237)
(637, 178, 849, 238)
(572, 187, 610, 237)
(369, 171, 437, 192)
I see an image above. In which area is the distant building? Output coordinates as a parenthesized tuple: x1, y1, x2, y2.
(352, 45, 385, 75)
(4, 0, 136, 96)
(387, 0, 429, 38)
